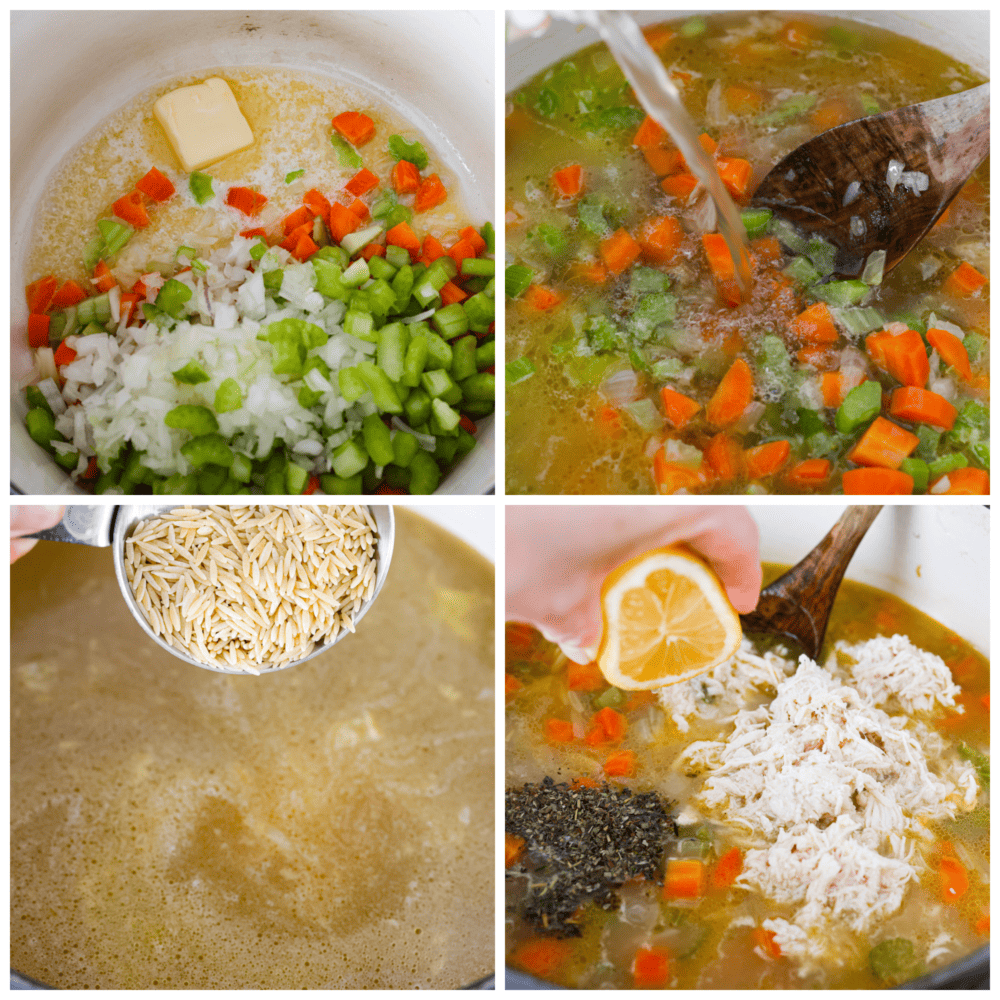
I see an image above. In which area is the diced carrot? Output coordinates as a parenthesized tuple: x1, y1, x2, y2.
(551, 164, 584, 199)
(821, 372, 844, 408)
(447, 237, 477, 270)
(842, 467, 914, 495)
(545, 718, 575, 743)
(49, 280, 88, 309)
(25, 275, 59, 313)
(811, 97, 855, 132)
(926, 327, 973, 381)
(796, 345, 835, 369)
(624, 690, 656, 712)
(644, 146, 686, 176)
(604, 750, 636, 777)
(939, 855, 969, 905)
(511, 938, 573, 979)
(633, 115, 668, 149)
(360, 243, 385, 261)
(586, 707, 627, 746)
(642, 25, 675, 50)
(659, 386, 700, 429)
(932, 204, 952, 229)
(725, 84, 763, 114)
(654, 456, 708, 495)
(867, 328, 929, 387)
(421, 234, 446, 262)
(439, 281, 468, 306)
(567, 659, 605, 692)
(599, 228, 642, 276)
(291, 231, 319, 262)
(414, 173, 447, 213)
(716, 157, 753, 200)
(702, 232, 743, 307)
(303, 188, 331, 219)
(790, 301, 838, 344)
(280, 221, 311, 253)
(706, 358, 754, 426)
(390, 159, 420, 195)
(506, 624, 535, 652)
(505, 832, 526, 868)
(660, 172, 699, 204)
(975, 914, 990, 936)
(751, 235, 782, 265)
(226, 186, 267, 217)
(385, 221, 420, 260)
(711, 847, 744, 889)
(331, 110, 376, 147)
(597, 404, 623, 437)
(637, 215, 683, 265)
(847, 416, 919, 469)
(135, 166, 175, 202)
(704, 433, 744, 481)
(113, 190, 149, 228)
(27, 314, 50, 348)
(568, 261, 608, 284)
(745, 439, 791, 478)
(787, 458, 831, 485)
(504, 673, 523, 700)
(119, 292, 141, 325)
(942, 260, 987, 297)
(240, 227, 268, 240)
(980, 694, 990, 712)
(931, 467, 990, 495)
(752, 927, 782, 960)
(523, 284, 563, 311)
(570, 776, 600, 790)
(346, 197, 368, 220)
(282, 205, 314, 235)
(460, 225, 488, 255)
(888, 387, 957, 430)
(53, 340, 77, 366)
(663, 858, 704, 899)
(92, 259, 117, 293)
(633, 946, 671, 988)
(697, 132, 718, 156)
(345, 167, 379, 197)
(780, 18, 819, 48)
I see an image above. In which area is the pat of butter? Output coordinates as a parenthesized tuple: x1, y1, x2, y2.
(153, 77, 254, 172)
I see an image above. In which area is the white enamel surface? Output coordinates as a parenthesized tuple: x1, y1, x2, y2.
(11, 10, 494, 495)
(407, 504, 495, 562)
(750, 506, 989, 654)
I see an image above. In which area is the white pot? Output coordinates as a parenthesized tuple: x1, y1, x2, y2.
(507, 11, 988, 89)
(11, 10, 495, 496)
(750, 504, 989, 655)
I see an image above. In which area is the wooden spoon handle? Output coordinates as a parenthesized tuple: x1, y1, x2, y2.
(741, 506, 882, 658)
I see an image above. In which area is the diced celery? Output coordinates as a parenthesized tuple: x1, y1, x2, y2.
(624, 398, 664, 432)
(862, 250, 886, 286)
(341, 223, 384, 256)
(806, 237, 836, 277)
(408, 451, 441, 494)
(834, 380, 881, 434)
(947, 400, 989, 447)
(899, 457, 929, 493)
(189, 172, 214, 204)
(813, 280, 869, 307)
(741, 207, 773, 240)
(783, 256, 819, 287)
(97, 218, 134, 256)
(506, 356, 535, 385)
(332, 438, 369, 479)
(404, 387, 432, 427)
(631, 266, 670, 295)
(230, 452, 253, 484)
(342, 258, 370, 287)
(757, 93, 817, 128)
(505, 264, 534, 299)
(330, 133, 362, 169)
(214, 378, 243, 413)
(914, 424, 941, 461)
(771, 217, 809, 254)
(928, 452, 968, 479)
(831, 306, 884, 337)
(368, 254, 397, 281)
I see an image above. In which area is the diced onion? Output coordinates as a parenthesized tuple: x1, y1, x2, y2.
(600, 368, 641, 407)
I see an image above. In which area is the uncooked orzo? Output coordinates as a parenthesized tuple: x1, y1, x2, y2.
(125, 504, 378, 673)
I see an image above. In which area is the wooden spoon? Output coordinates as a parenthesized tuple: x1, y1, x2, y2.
(751, 84, 989, 279)
(740, 506, 882, 660)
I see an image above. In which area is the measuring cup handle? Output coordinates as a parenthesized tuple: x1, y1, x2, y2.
(24, 505, 117, 546)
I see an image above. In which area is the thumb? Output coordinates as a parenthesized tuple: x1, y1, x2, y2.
(11, 505, 65, 538)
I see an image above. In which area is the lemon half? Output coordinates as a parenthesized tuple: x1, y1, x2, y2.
(597, 545, 742, 690)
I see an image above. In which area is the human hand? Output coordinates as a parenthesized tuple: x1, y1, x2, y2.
(11, 505, 65, 563)
(506, 505, 761, 663)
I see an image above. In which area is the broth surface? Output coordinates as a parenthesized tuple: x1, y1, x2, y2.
(12, 510, 493, 989)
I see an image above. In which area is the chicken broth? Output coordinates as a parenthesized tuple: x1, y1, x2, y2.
(12, 509, 494, 989)
(505, 571, 989, 988)
(506, 13, 989, 495)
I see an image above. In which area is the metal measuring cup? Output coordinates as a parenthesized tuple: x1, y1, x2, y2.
(26, 504, 395, 674)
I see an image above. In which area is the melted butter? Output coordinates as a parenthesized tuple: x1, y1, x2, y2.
(27, 67, 474, 289)
(12, 510, 493, 989)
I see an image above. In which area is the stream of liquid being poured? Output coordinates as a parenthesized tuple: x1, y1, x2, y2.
(564, 10, 753, 295)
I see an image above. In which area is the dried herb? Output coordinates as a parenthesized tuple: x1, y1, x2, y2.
(505, 776, 676, 936)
